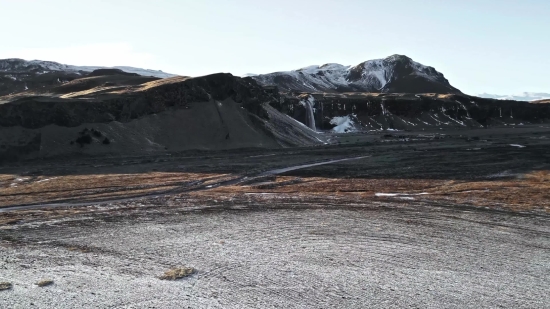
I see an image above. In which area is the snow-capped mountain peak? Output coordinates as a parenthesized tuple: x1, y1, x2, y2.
(251, 55, 460, 94)
(297, 63, 350, 73)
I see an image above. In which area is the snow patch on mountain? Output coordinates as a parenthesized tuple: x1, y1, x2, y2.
(349, 59, 390, 90)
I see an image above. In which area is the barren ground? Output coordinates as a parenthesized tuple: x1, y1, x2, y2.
(1, 125, 550, 308)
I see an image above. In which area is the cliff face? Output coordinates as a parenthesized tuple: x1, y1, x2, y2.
(278, 93, 550, 132)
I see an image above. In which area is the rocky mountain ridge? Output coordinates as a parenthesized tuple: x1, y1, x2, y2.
(251, 55, 461, 94)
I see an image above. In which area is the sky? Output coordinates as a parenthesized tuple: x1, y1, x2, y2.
(1, 0, 549, 95)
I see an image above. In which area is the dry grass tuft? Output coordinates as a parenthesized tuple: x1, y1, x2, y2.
(159, 267, 195, 280)
(524, 170, 550, 183)
(36, 280, 54, 287)
(67, 245, 93, 253)
(0, 282, 12, 291)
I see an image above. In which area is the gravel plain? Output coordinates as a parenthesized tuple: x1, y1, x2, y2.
(1, 199, 549, 308)
(1, 126, 550, 308)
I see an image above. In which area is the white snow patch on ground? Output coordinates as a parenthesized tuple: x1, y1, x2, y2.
(330, 115, 355, 133)
(36, 177, 57, 183)
(510, 144, 526, 148)
(10, 177, 30, 187)
(487, 171, 516, 179)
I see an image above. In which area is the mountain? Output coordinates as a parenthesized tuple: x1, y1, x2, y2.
(0, 58, 177, 96)
(250, 55, 461, 94)
(478, 92, 550, 102)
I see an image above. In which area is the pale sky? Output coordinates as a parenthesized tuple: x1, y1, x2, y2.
(1, 0, 549, 95)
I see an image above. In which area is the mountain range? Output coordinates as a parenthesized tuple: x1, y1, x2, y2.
(0, 54, 550, 162)
(3, 57, 547, 101)
(0, 58, 175, 78)
(0, 58, 177, 96)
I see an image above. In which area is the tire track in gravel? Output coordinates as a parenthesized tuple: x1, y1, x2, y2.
(3, 202, 549, 308)
(192, 209, 548, 308)
(0, 156, 369, 213)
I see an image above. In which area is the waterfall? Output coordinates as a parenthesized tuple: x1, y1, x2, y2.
(305, 98, 317, 131)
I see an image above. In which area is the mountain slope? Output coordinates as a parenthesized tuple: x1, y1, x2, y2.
(251, 55, 461, 94)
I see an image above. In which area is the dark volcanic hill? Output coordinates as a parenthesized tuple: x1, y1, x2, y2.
(251, 55, 461, 94)
(0, 72, 326, 162)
